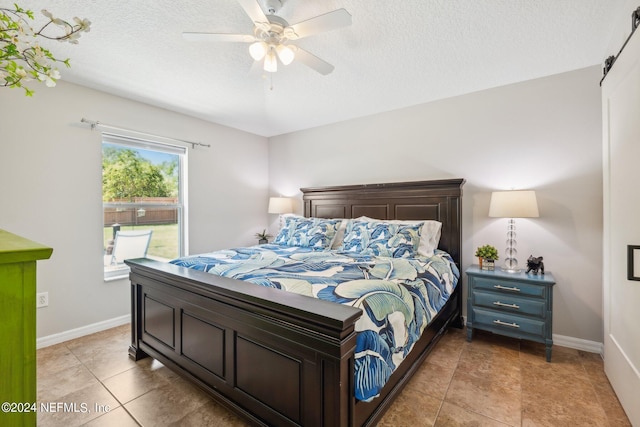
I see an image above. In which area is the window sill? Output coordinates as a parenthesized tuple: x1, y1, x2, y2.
(104, 265, 130, 282)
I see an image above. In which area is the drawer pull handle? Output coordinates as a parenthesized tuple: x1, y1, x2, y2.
(493, 319, 520, 328)
(493, 301, 520, 309)
(494, 285, 521, 292)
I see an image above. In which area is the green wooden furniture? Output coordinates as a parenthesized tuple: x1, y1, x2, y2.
(0, 230, 52, 426)
(466, 265, 556, 361)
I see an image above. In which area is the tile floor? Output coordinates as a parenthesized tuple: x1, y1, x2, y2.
(36, 325, 631, 426)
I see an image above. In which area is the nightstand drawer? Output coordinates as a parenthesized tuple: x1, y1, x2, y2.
(472, 308, 546, 337)
(472, 276, 546, 298)
(472, 290, 546, 317)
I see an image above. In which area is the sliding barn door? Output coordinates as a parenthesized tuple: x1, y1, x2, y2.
(601, 28, 640, 425)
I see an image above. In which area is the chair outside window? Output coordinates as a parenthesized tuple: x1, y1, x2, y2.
(111, 230, 153, 265)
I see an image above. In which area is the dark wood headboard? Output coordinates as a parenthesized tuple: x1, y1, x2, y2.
(300, 179, 465, 267)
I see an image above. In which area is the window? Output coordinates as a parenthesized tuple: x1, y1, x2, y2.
(102, 134, 187, 280)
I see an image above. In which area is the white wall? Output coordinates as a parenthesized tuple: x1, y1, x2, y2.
(269, 66, 603, 343)
(0, 66, 604, 345)
(0, 81, 269, 339)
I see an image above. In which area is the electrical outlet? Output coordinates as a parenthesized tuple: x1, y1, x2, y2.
(36, 292, 48, 308)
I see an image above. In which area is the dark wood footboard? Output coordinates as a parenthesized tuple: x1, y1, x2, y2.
(127, 258, 362, 426)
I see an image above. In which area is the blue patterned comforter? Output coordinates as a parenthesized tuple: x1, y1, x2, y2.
(170, 244, 459, 402)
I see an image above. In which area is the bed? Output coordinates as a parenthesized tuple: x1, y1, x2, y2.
(126, 178, 464, 426)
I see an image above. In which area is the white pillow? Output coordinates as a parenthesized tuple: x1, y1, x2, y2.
(355, 216, 442, 257)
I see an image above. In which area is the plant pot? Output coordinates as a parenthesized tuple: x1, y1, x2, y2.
(481, 258, 495, 271)
(258, 239, 268, 245)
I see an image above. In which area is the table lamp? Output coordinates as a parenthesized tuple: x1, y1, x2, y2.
(489, 190, 539, 273)
(268, 197, 293, 229)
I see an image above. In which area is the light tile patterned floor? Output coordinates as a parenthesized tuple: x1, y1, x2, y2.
(36, 325, 631, 426)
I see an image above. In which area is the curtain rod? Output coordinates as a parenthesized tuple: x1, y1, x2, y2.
(80, 118, 211, 149)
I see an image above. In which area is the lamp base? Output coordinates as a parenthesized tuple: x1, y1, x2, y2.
(500, 266, 522, 273)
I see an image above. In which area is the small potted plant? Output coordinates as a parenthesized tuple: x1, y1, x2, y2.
(255, 229, 272, 245)
(475, 244, 499, 271)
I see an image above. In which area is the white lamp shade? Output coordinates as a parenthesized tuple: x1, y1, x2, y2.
(268, 197, 293, 214)
(276, 44, 295, 65)
(264, 48, 277, 72)
(489, 190, 539, 218)
(249, 41, 267, 61)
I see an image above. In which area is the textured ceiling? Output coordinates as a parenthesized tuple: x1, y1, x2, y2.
(19, 0, 620, 137)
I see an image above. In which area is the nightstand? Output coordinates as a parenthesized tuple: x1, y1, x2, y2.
(465, 265, 556, 361)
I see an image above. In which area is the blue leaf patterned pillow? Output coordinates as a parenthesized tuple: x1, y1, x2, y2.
(273, 216, 342, 250)
(339, 220, 423, 258)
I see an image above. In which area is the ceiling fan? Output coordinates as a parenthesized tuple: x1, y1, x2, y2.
(183, 0, 352, 75)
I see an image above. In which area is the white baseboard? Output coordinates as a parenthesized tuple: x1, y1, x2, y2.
(553, 333, 603, 356)
(36, 314, 130, 349)
(461, 316, 603, 356)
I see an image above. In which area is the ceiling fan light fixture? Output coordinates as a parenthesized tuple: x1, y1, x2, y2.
(264, 47, 278, 72)
(249, 41, 267, 61)
(276, 44, 295, 65)
(183, 0, 353, 76)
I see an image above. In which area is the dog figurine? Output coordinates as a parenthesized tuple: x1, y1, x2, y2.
(526, 255, 544, 275)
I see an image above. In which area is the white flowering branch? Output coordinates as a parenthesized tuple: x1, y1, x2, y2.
(0, 4, 91, 96)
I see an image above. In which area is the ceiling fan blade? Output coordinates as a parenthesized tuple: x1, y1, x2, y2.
(294, 47, 335, 75)
(287, 9, 352, 39)
(182, 32, 256, 43)
(237, 0, 269, 24)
